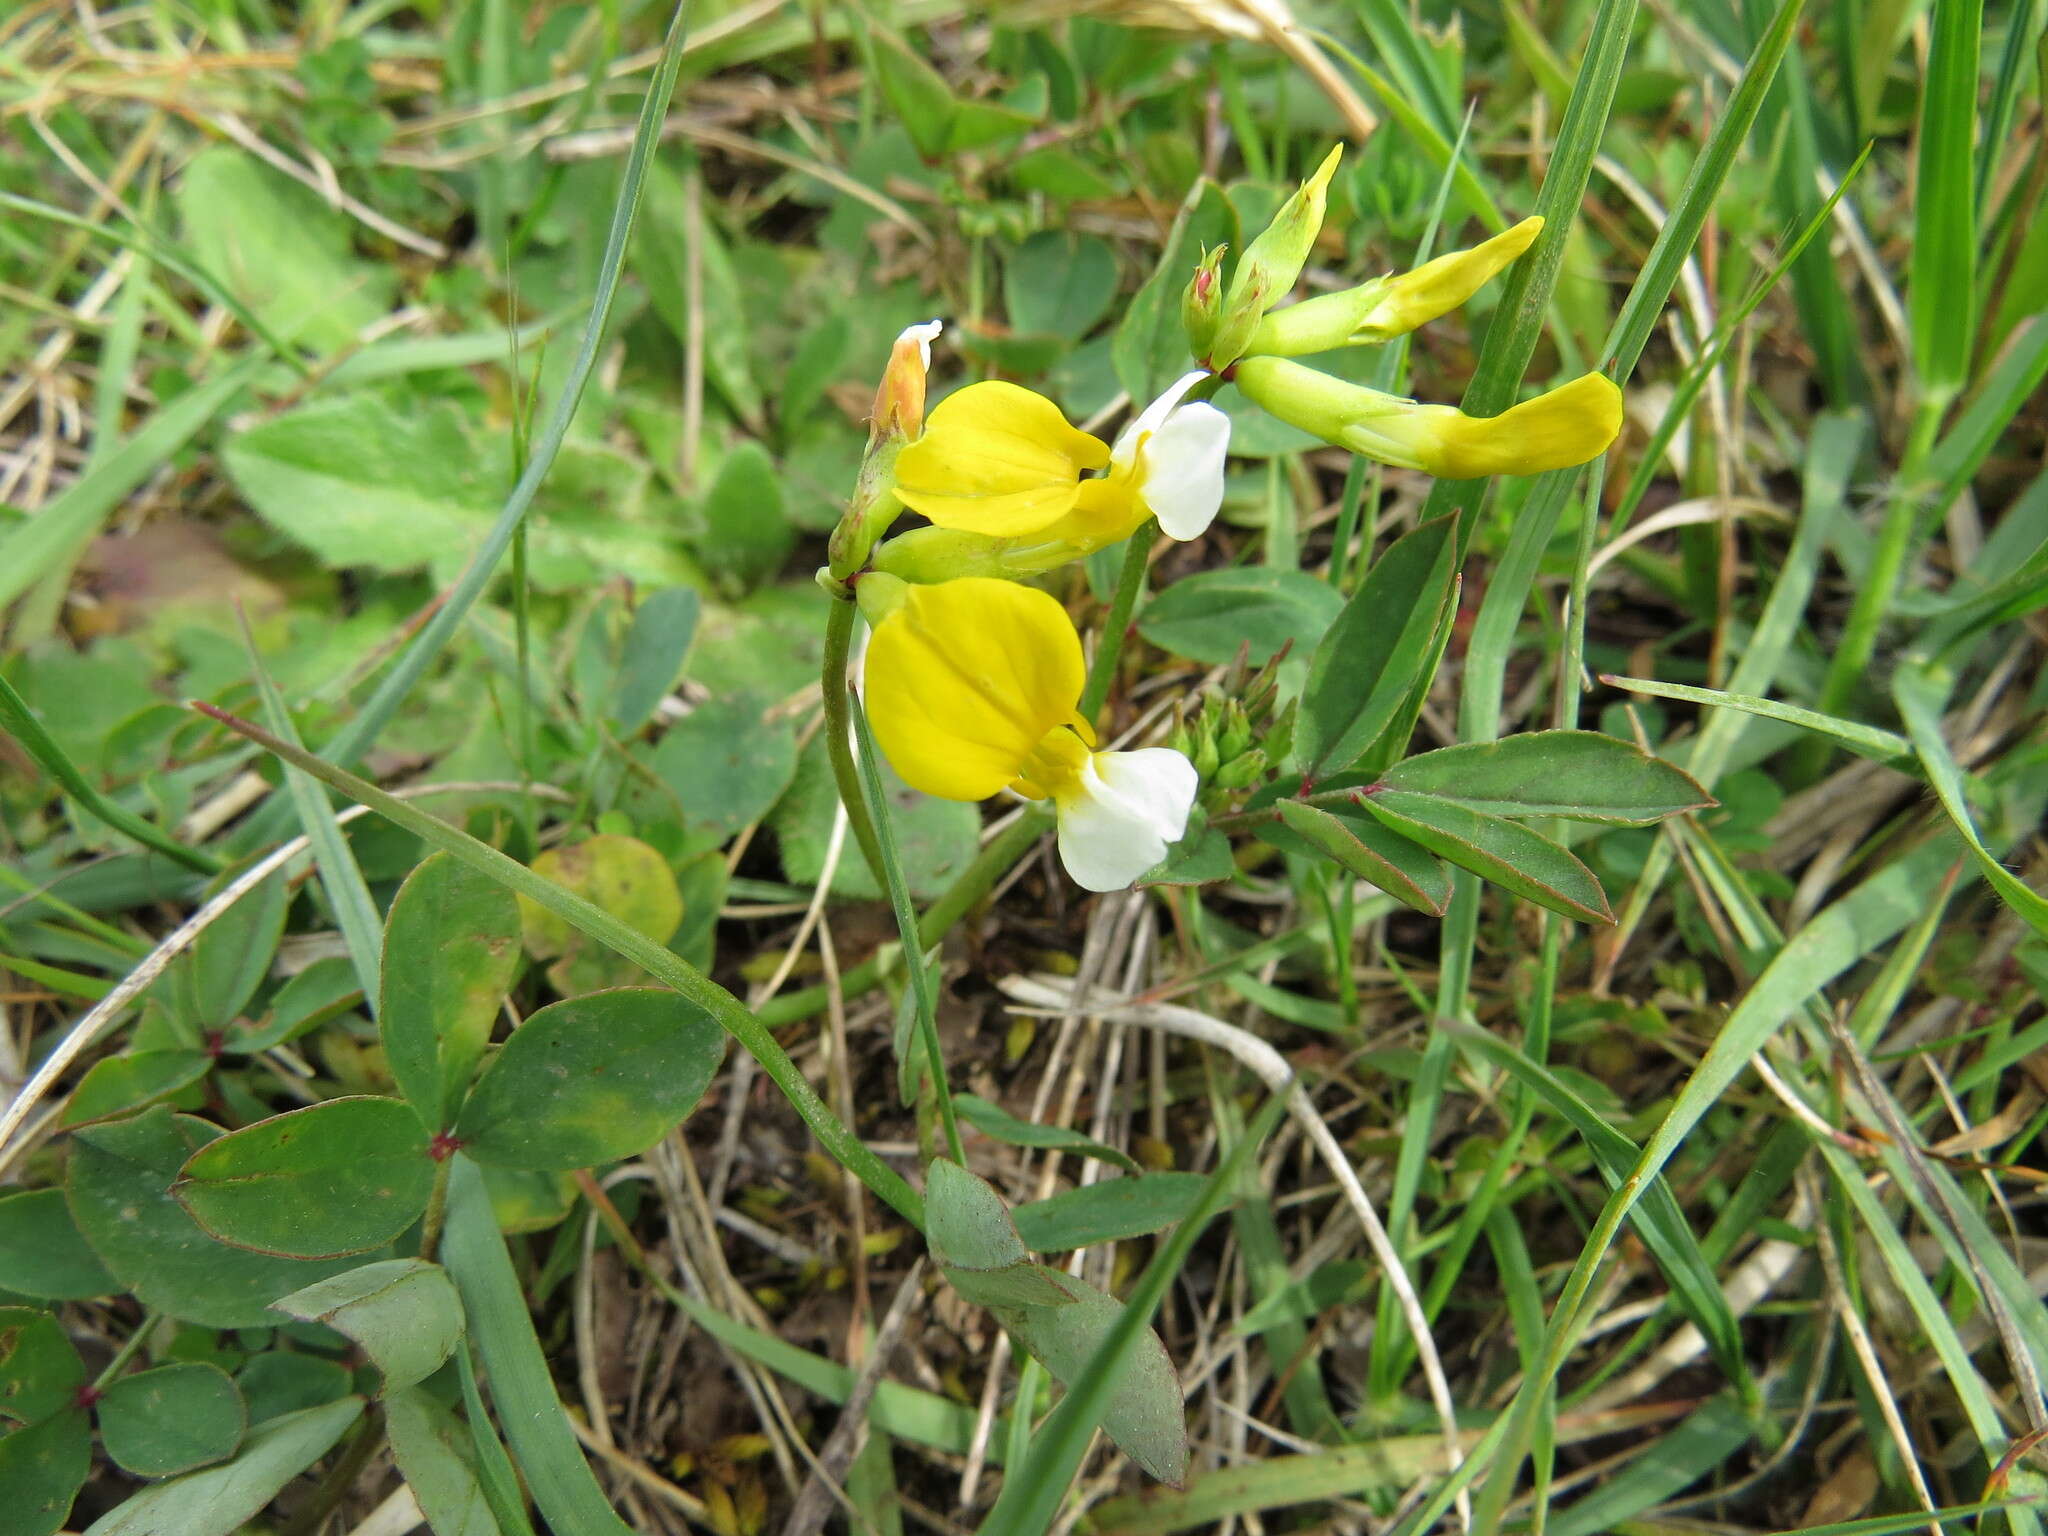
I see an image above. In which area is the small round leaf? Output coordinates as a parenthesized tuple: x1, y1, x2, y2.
(455, 989, 723, 1170)
(270, 1260, 462, 1398)
(175, 1098, 433, 1259)
(97, 1363, 247, 1477)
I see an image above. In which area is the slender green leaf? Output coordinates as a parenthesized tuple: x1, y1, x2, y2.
(1273, 800, 1450, 915)
(439, 1157, 636, 1536)
(1357, 790, 1612, 922)
(1380, 731, 1713, 823)
(1601, 676, 1913, 762)
(952, 1094, 1140, 1174)
(1908, 0, 1982, 400)
(1013, 1174, 1217, 1253)
(1296, 516, 1458, 777)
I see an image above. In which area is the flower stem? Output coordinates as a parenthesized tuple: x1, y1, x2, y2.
(821, 595, 889, 887)
(1079, 523, 1159, 721)
(851, 703, 966, 1166)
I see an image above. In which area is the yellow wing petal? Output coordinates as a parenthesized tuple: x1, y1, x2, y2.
(863, 578, 1086, 802)
(893, 382, 1109, 538)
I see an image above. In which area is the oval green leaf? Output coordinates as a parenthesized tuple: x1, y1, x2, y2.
(1136, 568, 1342, 669)
(175, 1098, 433, 1259)
(0, 1190, 118, 1300)
(1273, 801, 1450, 915)
(454, 989, 723, 1171)
(66, 1107, 364, 1328)
(82, 1396, 364, 1536)
(1380, 730, 1713, 824)
(518, 834, 683, 996)
(1357, 789, 1613, 923)
(271, 1259, 462, 1398)
(60, 1050, 211, 1128)
(381, 852, 523, 1129)
(0, 1406, 90, 1536)
(97, 1363, 247, 1478)
(0, 1307, 86, 1426)
(991, 1269, 1187, 1486)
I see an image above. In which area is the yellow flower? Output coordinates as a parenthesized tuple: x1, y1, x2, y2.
(1233, 357, 1623, 479)
(1247, 217, 1545, 355)
(892, 373, 1230, 547)
(862, 578, 1197, 891)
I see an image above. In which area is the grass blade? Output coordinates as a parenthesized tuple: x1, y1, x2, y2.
(1908, 0, 1983, 405)
(233, 0, 694, 847)
(439, 1156, 635, 1535)
(978, 1092, 1288, 1536)
(0, 673, 219, 875)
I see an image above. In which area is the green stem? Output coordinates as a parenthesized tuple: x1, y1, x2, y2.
(763, 537, 1155, 1034)
(1328, 457, 1367, 589)
(1816, 399, 1945, 719)
(822, 597, 889, 887)
(851, 705, 965, 1165)
(92, 1312, 159, 1390)
(417, 1154, 455, 1264)
(1079, 525, 1158, 721)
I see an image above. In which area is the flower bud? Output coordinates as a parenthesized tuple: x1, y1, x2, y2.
(827, 320, 944, 582)
(1215, 747, 1268, 790)
(1218, 699, 1253, 762)
(1204, 145, 1343, 372)
(1261, 699, 1295, 764)
(1181, 245, 1227, 359)
(1191, 730, 1221, 783)
(1234, 356, 1623, 479)
(870, 319, 944, 445)
(1246, 217, 1543, 356)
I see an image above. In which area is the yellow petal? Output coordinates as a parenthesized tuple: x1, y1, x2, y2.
(893, 382, 1110, 538)
(863, 577, 1086, 801)
(1358, 216, 1544, 341)
(1345, 373, 1623, 479)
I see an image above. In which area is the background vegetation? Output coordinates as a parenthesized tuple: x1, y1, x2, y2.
(1, 0, 2045, 1530)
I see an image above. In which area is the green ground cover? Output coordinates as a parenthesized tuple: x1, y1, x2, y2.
(1, 0, 2046, 1531)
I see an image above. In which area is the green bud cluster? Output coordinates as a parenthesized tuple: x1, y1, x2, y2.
(1171, 645, 1298, 808)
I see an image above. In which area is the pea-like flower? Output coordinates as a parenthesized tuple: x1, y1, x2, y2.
(861, 577, 1197, 892)
(1234, 356, 1622, 479)
(891, 371, 1230, 547)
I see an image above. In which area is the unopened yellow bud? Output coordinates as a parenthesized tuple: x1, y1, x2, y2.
(871, 320, 944, 444)
(1206, 146, 1343, 371)
(1235, 356, 1623, 479)
(1247, 217, 1544, 356)
(828, 320, 945, 581)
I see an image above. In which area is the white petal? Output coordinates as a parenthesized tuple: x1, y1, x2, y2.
(897, 319, 945, 370)
(1139, 402, 1230, 539)
(1054, 748, 1199, 891)
(1110, 369, 1210, 469)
